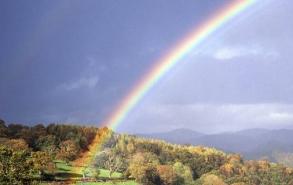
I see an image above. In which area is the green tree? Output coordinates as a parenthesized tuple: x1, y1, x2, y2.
(35, 135, 57, 156)
(31, 151, 55, 179)
(128, 152, 160, 185)
(173, 162, 194, 185)
(0, 145, 33, 184)
(199, 174, 227, 185)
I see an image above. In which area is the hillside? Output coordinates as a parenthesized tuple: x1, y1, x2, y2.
(108, 132, 293, 185)
(139, 128, 293, 166)
(1, 120, 293, 185)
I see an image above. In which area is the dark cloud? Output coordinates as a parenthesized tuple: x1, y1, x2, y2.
(1, 0, 293, 133)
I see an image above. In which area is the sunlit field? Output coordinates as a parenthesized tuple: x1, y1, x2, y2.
(41, 160, 136, 184)
(54, 160, 122, 180)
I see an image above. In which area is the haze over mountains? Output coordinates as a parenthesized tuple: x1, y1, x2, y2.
(138, 128, 293, 166)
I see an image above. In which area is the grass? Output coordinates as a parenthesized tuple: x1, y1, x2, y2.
(98, 169, 122, 178)
(75, 181, 137, 185)
(54, 160, 122, 178)
(54, 160, 83, 180)
(46, 160, 137, 185)
(55, 160, 73, 172)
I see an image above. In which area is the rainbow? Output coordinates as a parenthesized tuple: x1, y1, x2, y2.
(72, 0, 256, 182)
(104, 0, 256, 131)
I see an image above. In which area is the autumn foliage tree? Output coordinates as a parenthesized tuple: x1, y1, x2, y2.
(57, 140, 79, 163)
(128, 152, 160, 185)
(6, 138, 29, 151)
(31, 151, 55, 178)
(0, 145, 33, 184)
(156, 165, 178, 185)
(1, 119, 293, 184)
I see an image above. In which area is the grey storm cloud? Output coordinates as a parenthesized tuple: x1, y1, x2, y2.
(1, 0, 293, 133)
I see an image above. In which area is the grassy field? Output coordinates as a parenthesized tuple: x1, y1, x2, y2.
(54, 160, 122, 178)
(75, 181, 137, 185)
(49, 160, 137, 185)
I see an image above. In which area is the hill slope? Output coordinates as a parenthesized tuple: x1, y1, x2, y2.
(138, 128, 293, 164)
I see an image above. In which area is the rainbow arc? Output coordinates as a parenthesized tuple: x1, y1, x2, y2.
(72, 0, 256, 181)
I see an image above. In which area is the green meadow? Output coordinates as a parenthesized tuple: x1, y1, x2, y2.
(75, 181, 137, 185)
(48, 161, 137, 185)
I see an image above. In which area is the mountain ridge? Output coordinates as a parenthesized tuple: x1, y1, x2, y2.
(136, 128, 293, 165)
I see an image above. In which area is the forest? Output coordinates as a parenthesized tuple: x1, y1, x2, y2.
(0, 119, 293, 185)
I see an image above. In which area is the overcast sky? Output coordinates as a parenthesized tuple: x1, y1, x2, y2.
(1, 0, 293, 133)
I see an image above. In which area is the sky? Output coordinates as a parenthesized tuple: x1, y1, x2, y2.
(1, 0, 293, 134)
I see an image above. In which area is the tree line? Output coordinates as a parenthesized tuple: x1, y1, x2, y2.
(1, 118, 293, 185)
(0, 119, 98, 184)
(96, 133, 293, 185)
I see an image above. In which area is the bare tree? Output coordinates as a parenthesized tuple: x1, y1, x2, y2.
(96, 149, 124, 178)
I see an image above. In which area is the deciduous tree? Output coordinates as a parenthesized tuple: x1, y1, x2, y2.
(57, 139, 79, 163)
(0, 145, 33, 184)
(157, 165, 178, 185)
(31, 151, 55, 178)
(128, 152, 160, 185)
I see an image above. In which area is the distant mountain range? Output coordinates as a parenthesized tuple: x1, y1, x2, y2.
(138, 128, 293, 165)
